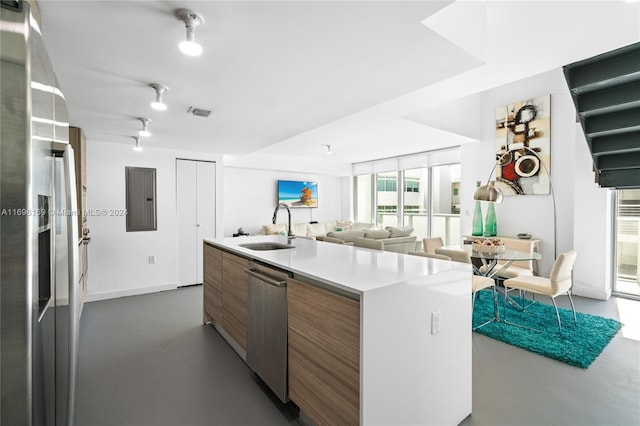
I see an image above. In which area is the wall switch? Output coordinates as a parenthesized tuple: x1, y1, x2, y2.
(148, 255, 156, 264)
(431, 311, 441, 335)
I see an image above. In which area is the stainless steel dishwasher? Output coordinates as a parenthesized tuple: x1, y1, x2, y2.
(245, 261, 291, 403)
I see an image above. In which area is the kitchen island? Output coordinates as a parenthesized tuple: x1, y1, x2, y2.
(203, 235, 472, 426)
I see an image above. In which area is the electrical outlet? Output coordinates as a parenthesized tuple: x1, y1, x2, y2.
(148, 255, 156, 264)
(431, 311, 441, 335)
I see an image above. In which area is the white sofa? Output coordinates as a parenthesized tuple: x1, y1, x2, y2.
(260, 221, 418, 253)
(317, 226, 418, 253)
(259, 220, 375, 239)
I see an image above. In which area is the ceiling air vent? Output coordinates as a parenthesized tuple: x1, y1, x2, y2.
(187, 106, 212, 118)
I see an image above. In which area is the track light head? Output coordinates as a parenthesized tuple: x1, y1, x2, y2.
(132, 136, 143, 152)
(138, 117, 151, 138)
(176, 9, 204, 56)
(149, 83, 168, 111)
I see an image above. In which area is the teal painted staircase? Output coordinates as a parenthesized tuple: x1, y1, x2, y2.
(563, 42, 640, 189)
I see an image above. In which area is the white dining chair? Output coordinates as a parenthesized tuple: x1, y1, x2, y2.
(435, 248, 498, 330)
(423, 237, 444, 254)
(503, 250, 578, 333)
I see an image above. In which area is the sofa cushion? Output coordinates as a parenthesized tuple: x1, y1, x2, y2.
(326, 229, 365, 243)
(307, 222, 327, 238)
(264, 224, 287, 235)
(352, 222, 375, 230)
(385, 226, 413, 238)
(383, 236, 418, 253)
(364, 230, 390, 240)
(335, 220, 353, 231)
(323, 220, 337, 232)
(290, 223, 308, 237)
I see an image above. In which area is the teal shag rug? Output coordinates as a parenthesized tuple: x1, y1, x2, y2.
(472, 290, 622, 368)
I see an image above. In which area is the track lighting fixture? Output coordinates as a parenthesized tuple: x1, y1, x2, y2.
(176, 9, 204, 56)
(325, 144, 332, 155)
(132, 136, 143, 152)
(149, 83, 168, 111)
(138, 117, 151, 138)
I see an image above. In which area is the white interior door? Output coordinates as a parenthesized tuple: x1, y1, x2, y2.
(177, 159, 216, 286)
(177, 160, 198, 286)
(196, 161, 215, 284)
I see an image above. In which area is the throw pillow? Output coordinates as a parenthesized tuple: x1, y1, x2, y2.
(264, 224, 287, 235)
(364, 230, 390, 240)
(335, 220, 352, 232)
(352, 222, 375, 230)
(326, 229, 365, 243)
(307, 222, 327, 238)
(385, 226, 413, 238)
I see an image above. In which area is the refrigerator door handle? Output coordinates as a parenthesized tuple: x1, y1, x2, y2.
(62, 144, 80, 426)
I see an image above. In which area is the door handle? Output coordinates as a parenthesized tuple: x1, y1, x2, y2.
(245, 269, 287, 287)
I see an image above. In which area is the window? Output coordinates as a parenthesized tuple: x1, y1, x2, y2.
(376, 172, 399, 227)
(614, 189, 640, 297)
(405, 178, 420, 193)
(377, 176, 397, 192)
(353, 149, 461, 246)
(354, 175, 374, 223)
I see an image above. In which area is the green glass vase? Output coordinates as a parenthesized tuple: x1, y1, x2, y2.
(471, 200, 483, 236)
(483, 202, 497, 237)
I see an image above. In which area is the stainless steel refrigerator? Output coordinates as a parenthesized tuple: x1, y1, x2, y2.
(1, 1, 80, 425)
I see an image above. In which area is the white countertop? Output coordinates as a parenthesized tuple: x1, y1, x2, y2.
(204, 235, 469, 295)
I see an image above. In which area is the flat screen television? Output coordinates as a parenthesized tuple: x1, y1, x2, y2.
(277, 180, 318, 208)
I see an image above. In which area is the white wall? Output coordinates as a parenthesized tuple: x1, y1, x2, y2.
(461, 68, 612, 297)
(222, 167, 350, 236)
(86, 140, 223, 301)
(86, 68, 614, 301)
(572, 124, 613, 299)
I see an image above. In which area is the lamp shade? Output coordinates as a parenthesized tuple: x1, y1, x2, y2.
(473, 181, 504, 203)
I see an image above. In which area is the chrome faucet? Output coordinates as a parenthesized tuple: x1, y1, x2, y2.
(272, 203, 295, 243)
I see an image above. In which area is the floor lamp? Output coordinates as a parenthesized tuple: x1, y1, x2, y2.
(474, 147, 557, 260)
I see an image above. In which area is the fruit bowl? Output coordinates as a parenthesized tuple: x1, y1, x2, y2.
(471, 239, 505, 254)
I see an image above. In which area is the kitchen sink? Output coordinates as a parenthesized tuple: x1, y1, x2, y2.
(239, 242, 295, 251)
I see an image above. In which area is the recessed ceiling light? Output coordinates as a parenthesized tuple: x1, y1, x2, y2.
(176, 9, 204, 56)
(149, 83, 168, 111)
(138, 117, 151, 137)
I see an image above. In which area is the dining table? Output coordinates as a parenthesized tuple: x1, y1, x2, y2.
(442, 244, 543, 323)
(460, 244, 542, 278)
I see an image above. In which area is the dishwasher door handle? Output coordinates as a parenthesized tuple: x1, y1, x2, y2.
(245, 269, 287, 287)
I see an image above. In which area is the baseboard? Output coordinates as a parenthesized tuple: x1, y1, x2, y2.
(85, 283, 177, 303)
(572, 283, 611, 300)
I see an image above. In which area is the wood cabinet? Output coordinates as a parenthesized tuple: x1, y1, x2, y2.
(202, 247, 249, 351)
(203, 243, 222, 324)
(68, 126, 86, 239)
(221, 252, 249, 351)
(287, 278, 360, 425)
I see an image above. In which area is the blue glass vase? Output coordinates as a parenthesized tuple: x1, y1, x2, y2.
(483, 202, 497, 237)
(471, 200, 483, 236)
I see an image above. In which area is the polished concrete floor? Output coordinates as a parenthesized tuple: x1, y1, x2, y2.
(76, 286, 640, 426)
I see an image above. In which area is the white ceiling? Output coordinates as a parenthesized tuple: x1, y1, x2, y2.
(37, 1, 640, 172)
